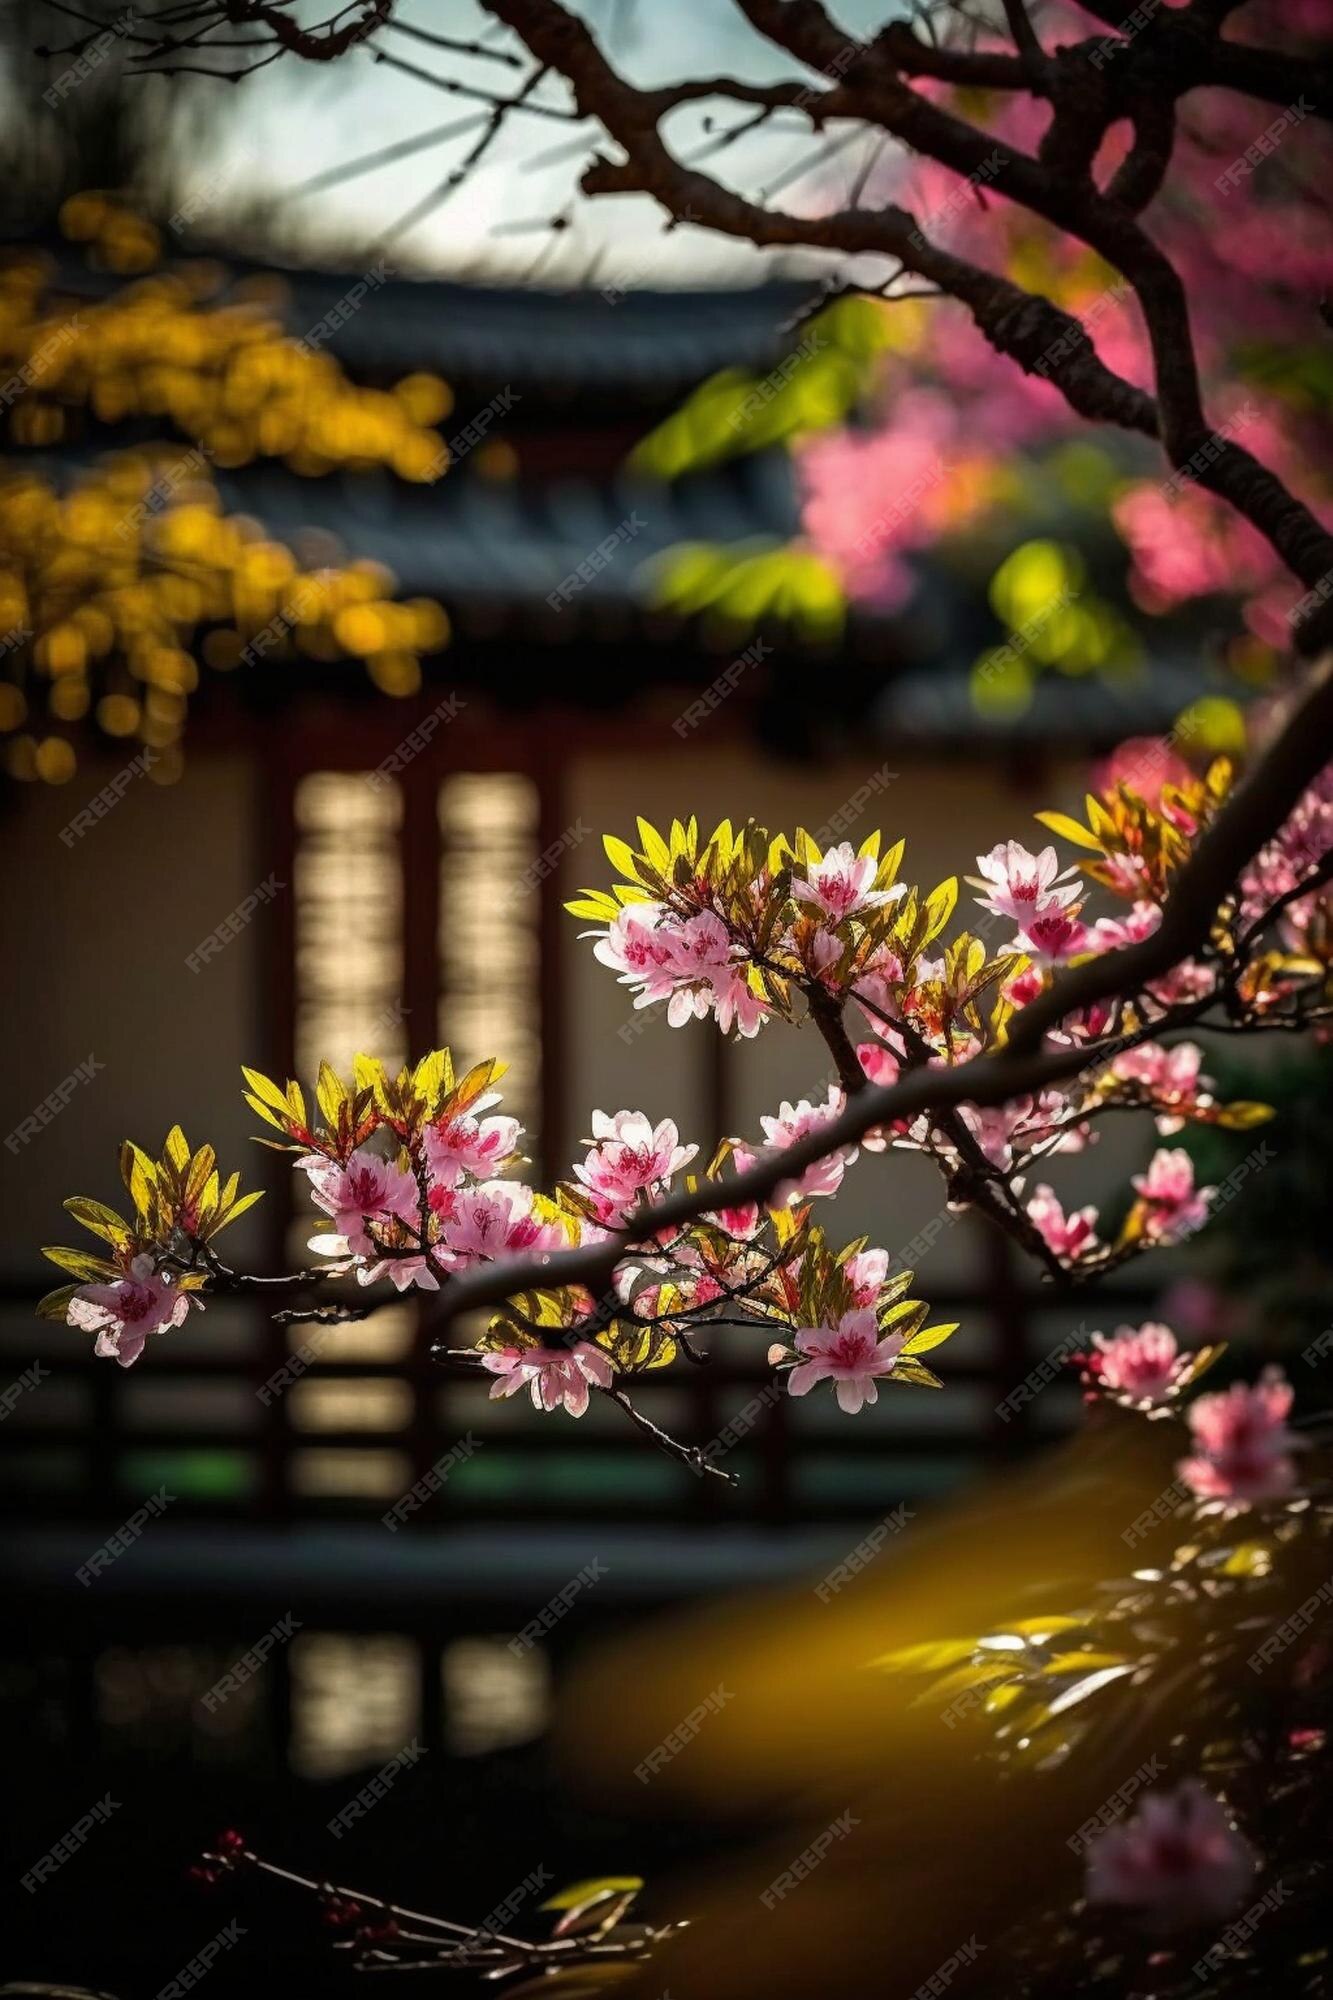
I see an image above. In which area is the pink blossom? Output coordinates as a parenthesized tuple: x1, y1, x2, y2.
(302, 1146, 418, 1258)
(1052, 997, 1118, 1046)
(756, 1088, 858, 1203)
(1003, 965, 1046, 1011)
(481, 1339, 613, 1417)
(708, 1198, 762, 1240)
(1147, 959, 1217, 1009)
(595, 899, 770, 1037)
(1026, 1184, 1098, 1261)
(710, 964, 770, 1038)
(957, 1099, 1032, 1171)
(439, 1181, 565, 1269)
(1179, 1367, 1301, 1503)
(853, 969, 906, 1051)
(1097, 850, 1153, 900)
(590, 902, 677, 1002)
(1131, 1148, 1211, 1244)
(1088, 1322, 1190, 1406)
(356, 1232, 440, 1293)
(1111, 1041, 1202, 1099)
(424, 1112, 522, 1188)
(1019, 908, 1090, 965)
(792, 843, 899, 923)
(853, 1043, 910, 1152)
(1085, 1782, 1257, 1928)
(786, 1307, 905, 1414)
(843, 1247, 890, 1307)
(794, 924, 845, 984)
(856, 1041, 901, 1088)
(67, 1252, 192, 1367)
(664, 908, 733, 981)
(974, 841, 1081, 928)
(1088, 900, 1163, 954)
(573, 1110, 698, 1215)
(1110, 1041, 1204, 1132)
(1095, 739, 1198, 813)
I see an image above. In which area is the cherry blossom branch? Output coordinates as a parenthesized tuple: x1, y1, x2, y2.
(432, 1346, 740, 1483)
(1004, 654, 1333, 1058)
(193, 1837, 681, 1976)
(807, 975, 1071, 1279)
(432, 655, 1333, 1333)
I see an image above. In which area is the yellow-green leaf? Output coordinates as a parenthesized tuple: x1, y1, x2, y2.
(316, 1061, 345, 1130)
(243, 1093, 286, 1132)
(870, 1637, 982, 1676)
(240, 1066, 290, 1113)
(602, 834, 641, 883)
(1034, 810, 1103, 852)
(540, 1877, 644, 1914)
(902, 1320, 959, 1356)
(565, 893, 620, 922)
(62, 1198, 134, 1250)
(1213, 1100, 1275, 1129)
(42, 1245, 119, 1282)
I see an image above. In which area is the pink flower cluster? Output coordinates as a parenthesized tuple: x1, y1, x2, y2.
(734, 1088, 858, 1205)
(1085, 1781, 1257, 1929)
(786, 1306, 905, 1415)
(1130, 1148, 1211, 1245)
(974, 840, 1086, 964)
(588, 846, 905, 1042)
(792, 844, 902, 924)
(300, 1133, 564, 1295)
(1108, 1041, 1205, 1133)
(591, 902, 769, 1038)
(481, 1341, 613, 1418)
(1027, 1184, 1099, 1262)
(1084, 1321, 1191, 1407)
(1241, 763, 1333, 952)
(1179, 1367, 1301, 1504)
(573, 1110, 698, 1226)
(66, 1252, 192, 1368)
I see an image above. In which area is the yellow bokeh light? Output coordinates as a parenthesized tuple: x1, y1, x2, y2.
(50, 678, 91, 721)
(96, 693, 142, 737)
(34, 735, 77, 783)
(2, 199, 458, 752)
(367, 650, 422, 698)
(394, 372, 454, 426)
(5, 733, 38, 780)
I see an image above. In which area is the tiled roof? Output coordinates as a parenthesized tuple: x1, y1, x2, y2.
(211, 451, 799, 606)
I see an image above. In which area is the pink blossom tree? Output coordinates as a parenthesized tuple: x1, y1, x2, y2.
(27, 0, 1333, 1981)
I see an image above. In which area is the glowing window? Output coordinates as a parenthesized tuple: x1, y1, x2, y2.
(438, 773, 541, 1148)
(289, 1632, 419, 1779)
(294, 772, 408, 1082)
(442, 1637, 550, 1755)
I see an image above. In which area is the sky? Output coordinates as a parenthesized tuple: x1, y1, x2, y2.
(67, 0, 921, 287)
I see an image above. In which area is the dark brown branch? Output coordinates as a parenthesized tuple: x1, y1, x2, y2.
(873, 22, 1036, 91)
(1001, 0, 1043, 66)
(475, 0, 1333, 643)
(600, 1384, 739, 1483)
